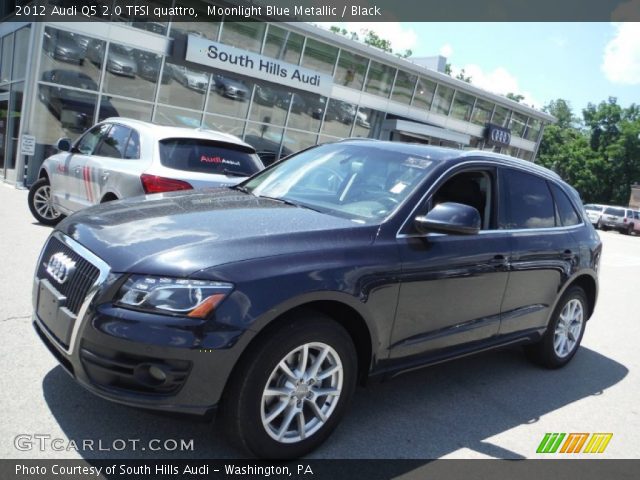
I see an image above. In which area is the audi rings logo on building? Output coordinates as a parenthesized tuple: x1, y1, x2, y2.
(485, 123, 512, 148)
(46, 252, 76, 285)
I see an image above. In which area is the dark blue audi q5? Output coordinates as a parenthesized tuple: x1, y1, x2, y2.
(33, 140, 602, 458)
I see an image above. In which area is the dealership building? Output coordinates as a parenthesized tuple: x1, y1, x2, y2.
(0, 4, 555, 187)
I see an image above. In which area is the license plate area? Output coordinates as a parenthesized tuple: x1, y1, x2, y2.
(37, 279, 76, 348)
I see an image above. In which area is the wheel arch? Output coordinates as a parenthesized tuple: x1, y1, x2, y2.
(552, 271, 598, 321)
(100, 192, 119, 203)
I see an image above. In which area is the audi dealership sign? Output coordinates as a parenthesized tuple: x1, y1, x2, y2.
(485, 123, 512, 147)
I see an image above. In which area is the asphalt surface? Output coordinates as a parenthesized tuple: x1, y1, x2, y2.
(0, 183, 639, 460)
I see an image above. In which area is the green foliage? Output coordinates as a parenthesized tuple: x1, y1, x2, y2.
(455, 68, 472, 83)
(327, 26, 410, 57)
(506, 92, 525, 103)
(537, 97, 640, 205)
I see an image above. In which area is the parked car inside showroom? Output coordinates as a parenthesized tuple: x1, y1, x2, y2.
(28, 117, 263, 225)
(32, 140, 600, 458)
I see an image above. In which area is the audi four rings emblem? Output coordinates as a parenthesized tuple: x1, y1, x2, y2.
(46, 252, 76, 285)
(491, 128, 511, 145)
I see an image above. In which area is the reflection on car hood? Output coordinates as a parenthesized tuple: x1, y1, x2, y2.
(57, 188, 376, 276)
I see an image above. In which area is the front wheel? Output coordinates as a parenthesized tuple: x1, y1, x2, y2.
(28, 178, 65, 226)
(524, 286, 588, 369)
(221, 312, 357, 458)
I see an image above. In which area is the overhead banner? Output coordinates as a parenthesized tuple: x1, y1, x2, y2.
(185, 35, 333, 96)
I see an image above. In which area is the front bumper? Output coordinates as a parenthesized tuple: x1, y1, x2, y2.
(32, 233, 247, 416)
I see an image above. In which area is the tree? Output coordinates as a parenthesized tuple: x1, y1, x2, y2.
(506, 92, 525, 103)
(455, 68, 472, 83)
(327, 26, 412, 57)
(543, 99, 576, 129)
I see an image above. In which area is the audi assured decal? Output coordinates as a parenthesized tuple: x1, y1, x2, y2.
(485, 123, 512, 148)
(46, 252, 77, 285)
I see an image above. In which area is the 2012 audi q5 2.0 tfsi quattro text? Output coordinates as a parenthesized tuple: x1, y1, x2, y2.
(32, 141, 601, 458)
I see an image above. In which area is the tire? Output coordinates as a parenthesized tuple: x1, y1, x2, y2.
(626, 224, 634, 235)
(220, 312, 357, 459)
(524, 286, 588, 369)
(28, 178, 65, 226)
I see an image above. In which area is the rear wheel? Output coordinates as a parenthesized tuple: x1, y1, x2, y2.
(525, 286, 587, 369)
(221, 312, 357, 458)
(28, 178, 65, 226)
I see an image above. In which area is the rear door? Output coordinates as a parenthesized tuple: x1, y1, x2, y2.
(55, 123, 110, 212)
(497, 168, 580, 335)
(89, 124, 143, 202)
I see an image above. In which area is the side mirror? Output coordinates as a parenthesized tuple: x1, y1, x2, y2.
(415, 202, 481, 235)
(56, 138, 72, 152)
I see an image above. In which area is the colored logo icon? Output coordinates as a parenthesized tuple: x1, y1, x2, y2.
(536, 433, 613, 454)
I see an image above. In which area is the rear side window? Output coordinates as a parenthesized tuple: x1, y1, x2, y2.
(95, 124, 131, 159)
(158, 138, 262, 177)
(499, 169, 555, 229)
(549, 182, 581, 226)
(604, 207, 625, 216)
(124, 130, 140, 159)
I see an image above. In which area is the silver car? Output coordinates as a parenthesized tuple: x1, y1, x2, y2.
(28, 117, 263, 225)
(583, 203, 607, 226)
(598, 206, 636, 234)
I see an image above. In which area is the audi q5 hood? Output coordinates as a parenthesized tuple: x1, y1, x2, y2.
(56, 188, 377, 277)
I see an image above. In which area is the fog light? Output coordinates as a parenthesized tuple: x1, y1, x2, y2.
(148, 365, 167, 382)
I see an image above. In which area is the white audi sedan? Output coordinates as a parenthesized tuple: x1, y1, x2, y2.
(28, 117, 264, 225)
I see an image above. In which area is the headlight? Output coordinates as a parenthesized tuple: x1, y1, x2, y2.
(115, 275, 233, 318)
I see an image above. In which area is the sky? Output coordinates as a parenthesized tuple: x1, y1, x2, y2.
(328, 22, 640, 115)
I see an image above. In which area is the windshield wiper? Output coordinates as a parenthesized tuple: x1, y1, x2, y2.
(223, 168, 249, 177)
(232, 184, 252, 194)
(257, 195, 324, 213)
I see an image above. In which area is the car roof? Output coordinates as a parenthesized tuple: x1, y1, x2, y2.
(337, 139, 562, 181)
(102, 117, 253, 150)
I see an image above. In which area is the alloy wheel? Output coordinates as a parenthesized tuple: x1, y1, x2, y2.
(553, 298, 584, 358)
(260, 342, 343, 444)
(32, 184, 61, 221)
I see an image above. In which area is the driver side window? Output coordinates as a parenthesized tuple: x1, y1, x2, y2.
(75, 124, 111, 156)
(429, 170, 495, 230)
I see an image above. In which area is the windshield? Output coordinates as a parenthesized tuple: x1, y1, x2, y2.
(242, 143, 435, 222)
(159, 138, 263, 177)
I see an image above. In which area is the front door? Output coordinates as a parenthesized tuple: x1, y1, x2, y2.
(390, 168, 512, 360)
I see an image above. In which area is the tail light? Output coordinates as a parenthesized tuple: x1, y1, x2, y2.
(624, 218, 628, 223)
(140, 174, 193, 194)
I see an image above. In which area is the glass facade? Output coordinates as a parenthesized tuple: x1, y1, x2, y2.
(0, 14, 550, 186)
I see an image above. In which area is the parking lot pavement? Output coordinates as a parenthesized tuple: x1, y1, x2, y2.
(0, 182, 639, 460)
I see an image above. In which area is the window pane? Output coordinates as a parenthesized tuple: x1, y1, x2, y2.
(335, 50, 368, 90)
(517, 149, 533, 161)
(125, 131, 140, 159)
(286, 91, 325, 133)
(492, 106, 510, 127)
(220, 22, 266, 54)
(450, 92, 475, 121)
(391, 70, 417, 105)
(102, 44, 158, 101)
(301, 39, 338, 76)
(321, 99, 356, 138)
(203, 114, 245, 138)
(471, 99, 494, 125)
(1, 33, 13, 83)
(250, 82, 291, 126)
(524, 118, 542, 141)
(170, 19, 220, 41)
(96, 124, 131, 158)
(499, 169, 555, 229)
(77, 124, 110, 155)
(36, 84, 98, 133)
(412, 77, 437, 110)
(509, 112, 527, 138)
(352, 107, 384, 138)
(208, 73, 252, 118)
(365, 61, 395, 97)
(263, 25, 303, 64)
(432, 84, 454, 115)
(98, 97, 151, 122)
(113, 0, 170, 36)
(12, 27, 30, 81)
(282, 130, 318, 156)
(244, 123, 284, 160)
(550, 182, 580, 226)
(40, 30, 102, 88)
(158, 63, 208, 110)
(154, 105, 202, 127)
